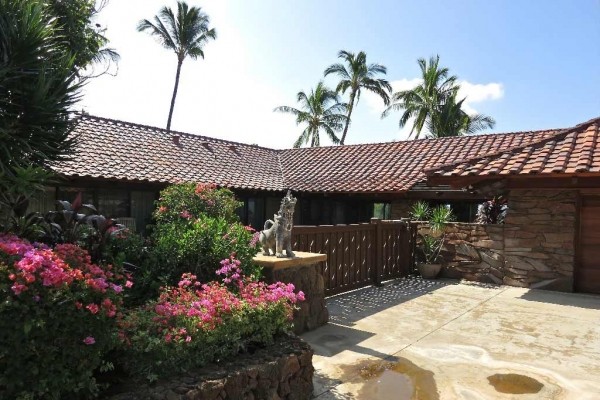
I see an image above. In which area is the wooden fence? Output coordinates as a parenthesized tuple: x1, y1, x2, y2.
(292, 219, 414, 296)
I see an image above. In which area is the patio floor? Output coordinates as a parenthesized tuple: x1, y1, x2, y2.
(301, 277, 600, 399)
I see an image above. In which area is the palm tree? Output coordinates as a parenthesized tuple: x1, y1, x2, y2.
(382, 55, 458, 139)
(427, 91, 495, 138)
(274, 82, 347, 148)
(324, 50, 391, 145)
(138, 1, 216, 131)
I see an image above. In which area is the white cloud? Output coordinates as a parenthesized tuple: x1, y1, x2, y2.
(457, 81, 504, 115)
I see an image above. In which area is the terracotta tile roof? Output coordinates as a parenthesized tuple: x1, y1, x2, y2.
(426, 117, 600, 179)
(52, 115, 285, 191)
(53, 114, 576, 193)
(278, 129, 559, 193)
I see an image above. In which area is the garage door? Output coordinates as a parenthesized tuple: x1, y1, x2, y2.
(578, 196, 600, 294)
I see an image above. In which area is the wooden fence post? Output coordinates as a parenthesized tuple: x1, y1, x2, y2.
(371, 218, 384, 286)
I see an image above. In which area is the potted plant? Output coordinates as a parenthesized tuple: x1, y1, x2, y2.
(410, 202, 454, 279)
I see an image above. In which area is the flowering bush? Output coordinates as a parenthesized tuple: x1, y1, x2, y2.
(118, 257, 304, 380)
(0, 234, 131, 399)
(154, 183, 242, 224)
(151, 213, 260, 286)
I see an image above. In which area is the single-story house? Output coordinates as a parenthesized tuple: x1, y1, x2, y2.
(38, 114, 565, 230)
(425, 117, 600, 294)
(34, 114, 598, 294)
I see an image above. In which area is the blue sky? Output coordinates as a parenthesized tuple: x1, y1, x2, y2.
(83, 0, 600, 148)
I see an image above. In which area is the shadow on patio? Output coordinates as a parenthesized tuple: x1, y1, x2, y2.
(304, 276, 462, 360)
(518, 287, 600, 309)
(326, 276, 457, 328)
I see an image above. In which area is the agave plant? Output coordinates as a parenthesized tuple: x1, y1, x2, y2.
(414, 204, 454, 272)
(409, 201, 431, 221)
(430, 205, 455, 232)
(419, 234, 445, 264)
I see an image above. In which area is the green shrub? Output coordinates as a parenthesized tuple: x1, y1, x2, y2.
(0, 235, 131, 399)
(154, 183, 242, 224)
(103, 231, 157, 306)
(151, 215, 260, 284)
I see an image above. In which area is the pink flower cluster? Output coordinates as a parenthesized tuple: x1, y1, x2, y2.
(0, 234, 34, 256)
(194, 182, 217, 195)
(0, 235, 131, 319)
(134, 257, 305, 345)
(249, 231, 260, 247)
(179, 210, 192, 219)
(215, 256, 242, 285)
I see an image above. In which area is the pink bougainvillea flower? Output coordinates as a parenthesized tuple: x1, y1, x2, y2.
(125, 280, 134, 288)
(83, 336, 95, 345)
(180, 210, 192, 219)
(86, 303, 99, 314)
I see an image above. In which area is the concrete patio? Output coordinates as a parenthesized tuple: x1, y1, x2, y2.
(301, 277, 600, 399)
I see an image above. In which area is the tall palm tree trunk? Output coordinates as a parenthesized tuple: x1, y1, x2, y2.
(166, 59, 183, 132)
(340, 90, 356, 145)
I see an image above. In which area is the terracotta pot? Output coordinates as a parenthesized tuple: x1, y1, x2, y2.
(417, 263, 442, 279)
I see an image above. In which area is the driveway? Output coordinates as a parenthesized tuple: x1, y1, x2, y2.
(301, 277, 600, 399)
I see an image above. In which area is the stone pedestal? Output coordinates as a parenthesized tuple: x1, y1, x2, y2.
(253, 252, 329, 334)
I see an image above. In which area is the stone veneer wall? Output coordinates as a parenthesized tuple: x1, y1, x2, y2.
(503, 189, 576, 291)
(105, 335, 314, 400)
(416, 189, 577, 292)
(262, 261, 329, 334)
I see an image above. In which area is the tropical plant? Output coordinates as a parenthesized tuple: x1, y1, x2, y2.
(476, 196, 508, 224)
(383, 55, 495, 139)
(138, 1, 216, 131)
(44, 193, 126, 262)
(0, 0, 81, 176)
(275, 82, 347, 148)
(324, 50, 392, 144)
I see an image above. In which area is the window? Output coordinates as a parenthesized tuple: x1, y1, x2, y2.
(373, 202, 391, 220)
(56, 187, 94, 207)
(247, 197, 265, 230)
(97, 190, 129, 218)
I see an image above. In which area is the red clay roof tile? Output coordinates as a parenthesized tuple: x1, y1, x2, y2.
(427, 117, 600, 179)
(52, 114, 587, 193)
